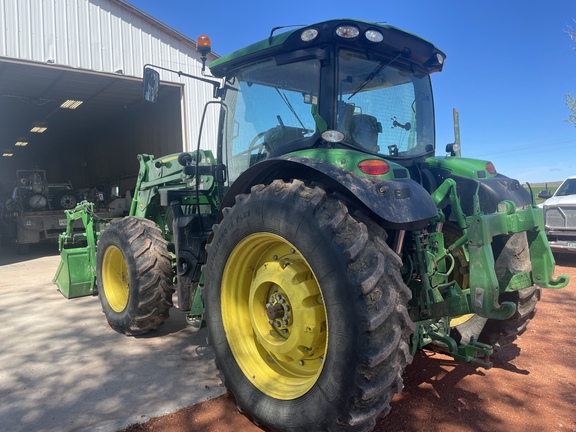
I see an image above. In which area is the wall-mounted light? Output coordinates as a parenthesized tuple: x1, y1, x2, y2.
(30, 126, 47, 133)
(3, 152, 14, 157)
(60, 100, 83, 109)
(15, 141, 28, 146)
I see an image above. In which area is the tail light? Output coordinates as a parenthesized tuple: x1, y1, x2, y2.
(358, 159, 389, 175)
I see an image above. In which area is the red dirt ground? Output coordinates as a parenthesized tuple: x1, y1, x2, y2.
(125, 255, 576, 432)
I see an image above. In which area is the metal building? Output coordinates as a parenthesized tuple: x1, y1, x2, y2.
(0, 0, 219, 195)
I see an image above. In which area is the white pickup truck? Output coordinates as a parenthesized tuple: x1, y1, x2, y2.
(539, 176, 576, 253)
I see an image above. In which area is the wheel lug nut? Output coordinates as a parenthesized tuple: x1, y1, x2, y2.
(269, 320, 274, 324)
(285, 305, 290, 311)
(275, 321, 281, 327)
(299, 360, 304, 366)
(279, 299, 285, 304)
(283, 319, 288, 325)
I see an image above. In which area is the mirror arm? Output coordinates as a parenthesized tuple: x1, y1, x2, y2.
(143, 63, 221, 94)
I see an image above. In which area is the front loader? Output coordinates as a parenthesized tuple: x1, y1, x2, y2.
(54, 150, 218, 333)
(55, 19, 569, 432)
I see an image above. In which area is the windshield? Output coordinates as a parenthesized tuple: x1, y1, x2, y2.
(337, 50, 435, 158)
(222, 59, 320, 182)
(556, 178, 576, 196)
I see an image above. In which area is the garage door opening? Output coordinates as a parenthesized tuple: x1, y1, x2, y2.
(0, 59, 185, 252)
(0, 58, 184, 194)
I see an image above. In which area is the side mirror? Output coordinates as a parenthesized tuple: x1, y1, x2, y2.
(143, 67, 160, 103)
(538, 190, 552, 199)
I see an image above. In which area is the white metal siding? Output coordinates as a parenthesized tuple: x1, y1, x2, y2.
(0, 0, 219, 152)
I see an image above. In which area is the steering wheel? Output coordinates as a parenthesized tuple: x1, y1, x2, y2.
(246, 131, 269, 155)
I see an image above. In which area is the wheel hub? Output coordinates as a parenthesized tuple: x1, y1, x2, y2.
(249, 260, 325, 364)
(266, 301, 286, 321)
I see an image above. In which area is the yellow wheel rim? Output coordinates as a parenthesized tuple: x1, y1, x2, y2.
(450, 313, 475, 327)
(101, 245, 129, 312)
(221, 233, 328, 400)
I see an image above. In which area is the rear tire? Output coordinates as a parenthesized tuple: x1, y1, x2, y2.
(446, 224, 541, 350)
(96, 217, 174, 335)
(204, 180, 413, 431)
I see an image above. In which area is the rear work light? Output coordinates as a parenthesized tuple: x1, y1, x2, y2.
(365, 29, 384, 43)
(301, 28, 319, 42)
(321, 130, 344, 143)
(358, 159, 389, 175)
(336, 25, 360, 39)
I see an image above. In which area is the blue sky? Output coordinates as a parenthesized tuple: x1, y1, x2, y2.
(128, 0, 576, 184)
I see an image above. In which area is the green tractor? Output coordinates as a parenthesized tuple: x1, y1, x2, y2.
(55, 19, 569, 432)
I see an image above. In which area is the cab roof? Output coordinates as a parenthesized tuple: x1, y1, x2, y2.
(209, 19, 446, 78)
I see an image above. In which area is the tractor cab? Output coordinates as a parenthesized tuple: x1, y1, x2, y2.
(208, 20, 445, 183)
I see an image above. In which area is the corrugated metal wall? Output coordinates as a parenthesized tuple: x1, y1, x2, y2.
(0, 0, 219, 152)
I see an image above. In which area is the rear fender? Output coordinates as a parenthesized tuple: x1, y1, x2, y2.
(221, 156, 438, 230)
(427, 156, 531, 214)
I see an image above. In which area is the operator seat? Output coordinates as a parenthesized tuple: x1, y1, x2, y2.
(349, 114, 382, 152)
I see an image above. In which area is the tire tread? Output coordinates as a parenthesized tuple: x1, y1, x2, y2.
(97, 217, 174, 335)
(205, 180, 413, 431)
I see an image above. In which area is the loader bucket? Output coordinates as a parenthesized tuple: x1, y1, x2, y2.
(53, 246, 96, 299)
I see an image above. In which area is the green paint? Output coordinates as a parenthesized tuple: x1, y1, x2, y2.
(53, 202, 101, 298)
(427, 156, 497, 179)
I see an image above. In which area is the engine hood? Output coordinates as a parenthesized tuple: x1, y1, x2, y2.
(542, 195, 576, 207)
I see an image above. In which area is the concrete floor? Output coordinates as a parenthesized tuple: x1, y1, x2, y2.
(0, 242, 225, 432)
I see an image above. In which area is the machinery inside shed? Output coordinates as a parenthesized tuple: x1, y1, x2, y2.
(0, 59, 185, 251)
(0, 59, 184, 195)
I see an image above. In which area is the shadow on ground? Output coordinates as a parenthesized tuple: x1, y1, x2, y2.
(0, 244, 225, 432)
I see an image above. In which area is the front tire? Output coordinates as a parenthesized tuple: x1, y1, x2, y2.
(96, 217, 174, 335)
(204, 180, 413, 431)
